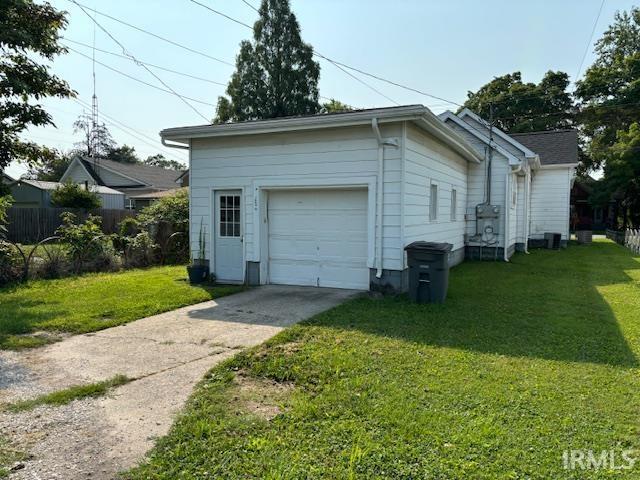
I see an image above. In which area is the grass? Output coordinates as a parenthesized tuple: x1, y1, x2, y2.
(0, 436, 25, 478)
(3, 375, 131, 413)
(126, 240, 640, 479)
(0, 265, 243, 350)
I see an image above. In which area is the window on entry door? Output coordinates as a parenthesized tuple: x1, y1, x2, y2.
(219, 194, 241, 237)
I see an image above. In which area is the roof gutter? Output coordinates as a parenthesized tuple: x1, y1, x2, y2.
(162, 138, 189, 150)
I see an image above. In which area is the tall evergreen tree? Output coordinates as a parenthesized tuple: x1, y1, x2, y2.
(215, 0, 320, 123)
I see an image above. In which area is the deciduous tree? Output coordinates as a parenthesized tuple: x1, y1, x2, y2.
(462, 71, 575, 133)
(0, 0, 74, 170)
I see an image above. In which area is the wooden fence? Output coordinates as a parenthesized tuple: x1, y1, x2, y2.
(6, 207, 136, 244)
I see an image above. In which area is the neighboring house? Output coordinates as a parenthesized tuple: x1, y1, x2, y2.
(510, 130, 579, 246)
(570, 177, 620, 231)
(128, 187, 187, 210)
(61, 156, 185, 209)
(176, 170, 189, 187)
(160, 104, 577, 292)
(8, 179, 125, 209)
(1, 172, 14, 184)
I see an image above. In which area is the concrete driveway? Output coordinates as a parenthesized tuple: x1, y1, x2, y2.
(0, 285, 358, 479)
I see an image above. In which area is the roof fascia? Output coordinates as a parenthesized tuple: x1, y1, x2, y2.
(457, 108, 538, 158)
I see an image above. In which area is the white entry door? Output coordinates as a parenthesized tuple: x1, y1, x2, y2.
(214, 190, 243, 283)
(267, 189, 369, 290)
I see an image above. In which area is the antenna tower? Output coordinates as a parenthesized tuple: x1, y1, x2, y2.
(90, 3, 99, 159)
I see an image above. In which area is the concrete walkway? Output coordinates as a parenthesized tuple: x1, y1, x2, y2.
(0, 285, 357, 479)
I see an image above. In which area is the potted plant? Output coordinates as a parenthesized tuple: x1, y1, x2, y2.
(187, 220, 209, 284)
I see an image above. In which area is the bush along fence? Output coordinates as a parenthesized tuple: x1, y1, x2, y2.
(0, 189, 190, 286)
(6, 207, 136, 244)
(606, 228, 640, 254)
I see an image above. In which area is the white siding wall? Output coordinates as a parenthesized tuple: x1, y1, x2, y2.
(530, 167, 573, 240)
(189, 124, 403, 271)
(64, 162, 96, 185)
(403, 124, 469, 257)
(99, 192, 126, 209)
(444, 120, 513, 250)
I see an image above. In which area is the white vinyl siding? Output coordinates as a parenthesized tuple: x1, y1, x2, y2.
(403, 124, 468, 260)
(530, 167, 573, 240)
(189, 124, 403, 272)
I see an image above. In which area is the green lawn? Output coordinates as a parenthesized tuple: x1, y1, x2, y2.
(0, 266, 243, 350)
(126, 240, 640, 479)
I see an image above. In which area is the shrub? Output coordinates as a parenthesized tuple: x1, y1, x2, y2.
(51, 183, 101, 210)
(137, 189, 189, 263)
(0, 194, 11, 239)
(122, 231, 157, 268)
(0, 195, 21, 285)
(55, 212, 105, 272)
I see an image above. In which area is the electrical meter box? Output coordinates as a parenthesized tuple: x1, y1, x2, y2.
(475, 204, 501, 237)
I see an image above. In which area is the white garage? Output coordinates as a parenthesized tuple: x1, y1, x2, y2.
(161, 105, 484, 292)
(267, 188, 369, 290)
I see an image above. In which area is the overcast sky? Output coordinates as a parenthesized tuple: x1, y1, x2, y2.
(7, 0, 637, 178)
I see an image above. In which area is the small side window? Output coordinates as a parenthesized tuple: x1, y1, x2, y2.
(512, 177, 518, 208)
(451, 188, 457, 221)
(429, 183, 438, 221)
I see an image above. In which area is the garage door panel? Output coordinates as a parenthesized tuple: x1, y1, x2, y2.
(268, 189, 369, 290)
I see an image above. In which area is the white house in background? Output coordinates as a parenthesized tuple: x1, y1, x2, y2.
(160, 105, 577, 292)
(61, 156, 185, 209)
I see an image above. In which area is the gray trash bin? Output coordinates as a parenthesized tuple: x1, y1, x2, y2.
(404, 241, 452, 304)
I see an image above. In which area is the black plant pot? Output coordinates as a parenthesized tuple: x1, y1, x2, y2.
(187, 264, 210, 284)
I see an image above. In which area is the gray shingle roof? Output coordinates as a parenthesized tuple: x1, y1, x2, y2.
(510, 130, 578, 166)
(80, 157, 184, 190)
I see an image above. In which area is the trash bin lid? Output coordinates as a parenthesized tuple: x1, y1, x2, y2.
(404, 241, 452, 252)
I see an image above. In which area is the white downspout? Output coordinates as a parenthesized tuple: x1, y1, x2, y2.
(372, 118, 384, 278)
(524, 166, 531, 253)
(504, 163, 523, 262)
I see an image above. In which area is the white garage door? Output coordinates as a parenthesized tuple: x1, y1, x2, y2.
(268, 189, 369, 290)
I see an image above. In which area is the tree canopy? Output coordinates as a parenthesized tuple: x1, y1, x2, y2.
(462, 71, 575, 133)
(0, 0, 74, 171)
(321, 99, 353, 114)
(575, 7, 640, 170)
(214, 0, 320, 123)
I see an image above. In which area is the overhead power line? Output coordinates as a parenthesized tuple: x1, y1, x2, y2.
(66, 0, 234, 67)
(67, 46, 216, 107)
(71, 97, 187, 162)
(70, 0, 211, 122)
(240, 0, 259, 13)
(189, 0, 252, 29)
(63, 38, 227, 86)
(574, 0, 606, 85)
(187, 0, 400, 105)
